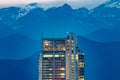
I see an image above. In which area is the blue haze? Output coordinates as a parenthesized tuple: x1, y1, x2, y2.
(0, 0, 120, 80)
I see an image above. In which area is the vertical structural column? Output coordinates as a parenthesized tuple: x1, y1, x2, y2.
(66, 33, 72, 80)
(66, 33, 78, 80)
(39, 54, 42, 80)
(73, 34, 78, 80)
(53, 36, 55, 80)
(69, 34, 72, 80)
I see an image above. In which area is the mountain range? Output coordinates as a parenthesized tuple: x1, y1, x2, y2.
(0, 0, 119, 40)
(0, 0, 120, 80)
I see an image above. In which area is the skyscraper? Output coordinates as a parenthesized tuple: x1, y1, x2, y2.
(39, 33, 85, 80)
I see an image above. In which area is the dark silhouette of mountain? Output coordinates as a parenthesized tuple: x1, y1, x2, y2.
(89, 0, 120, 28)
(0, 36, 120, 80)
(0, 2, 119, 39)
(77, 36, 120, 80)
(0, 7, 20, 25)
(0, 1, 120, 80)
(0, 34, 40, 59)
(86, 28, 120, 42)
(14, 4, 91, 40)
(0, 3, 90, 39)
(90, 0, 120, 17)
(0, 21, 15, 38)
(0, 53, 39, 80)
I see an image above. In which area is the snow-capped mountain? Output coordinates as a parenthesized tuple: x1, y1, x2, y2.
(0, 3, 41, 22)
(17, 3, 42, 19)
(105, 0, 120, 8)
(90, 0, 120, 17)
(0, 0, 119, 33)
(88, 0, 120, 29)
(0, 1, 120, 80)
(0, 3, 43, 29)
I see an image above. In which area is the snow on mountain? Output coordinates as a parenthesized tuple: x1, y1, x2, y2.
(105, 0, 120, 8)
(0, 0, 120, 21)
(0, 1, 119, 32)
(0, 7, 20, 25)
(0, 3, 42, 21)
(16, 3, 42, 20)
(89, 0, 120, 18)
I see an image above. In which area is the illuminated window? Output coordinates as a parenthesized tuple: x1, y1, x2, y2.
(43, 55, 53, 57)
(54, 54, 65, 57)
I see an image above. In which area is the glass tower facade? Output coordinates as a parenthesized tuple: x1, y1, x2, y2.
(39, 33, 85, 80)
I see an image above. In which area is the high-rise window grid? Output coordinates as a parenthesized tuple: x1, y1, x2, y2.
(39, 33, 85, 80)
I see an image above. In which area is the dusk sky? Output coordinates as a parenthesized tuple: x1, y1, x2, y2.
(0, 0, 107, 9)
